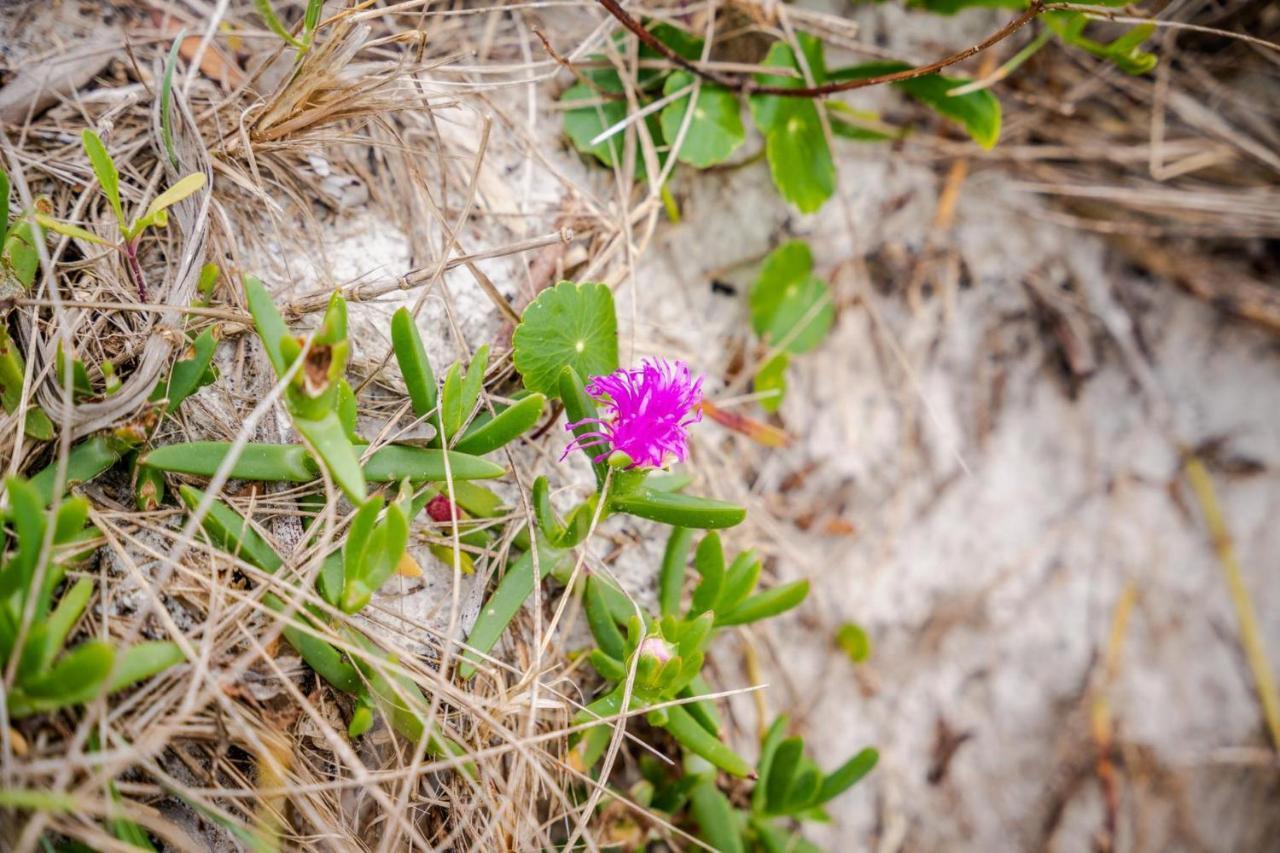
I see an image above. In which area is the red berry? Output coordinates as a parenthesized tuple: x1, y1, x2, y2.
(427, 495, 459, 523)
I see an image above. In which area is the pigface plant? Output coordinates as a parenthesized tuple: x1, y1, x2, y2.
(0, 473, 183, 720)
(458, 281, 748, 677)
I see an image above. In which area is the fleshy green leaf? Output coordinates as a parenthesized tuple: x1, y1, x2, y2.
(294, 411, 366, 504)
(453, 393, 545, 456)
(559, 366, 608, 486)
(716, 579, 809, 627)
(340, 498, 409, 613)
(30, 436, 123, 506)
(458, 536, 565, 678)
(243, 275, 290, 376)
(11, 640, 113, 718)
(109, 641, 185, 692)
(609, 488, 746, 530)
(660, 73, 745, 168)
(690, 778, 745, 853)
(391, 307, 437, 418)
(690, 532, 724, 614)
(718, 551, 761, 614)
(659, 526, 695, 617)
(263, 594, 361, 694)
(37, 577, 93, 674)
(754, 716, 790, 812)
(0, 323, 55, 440)
(439, 362, 463, 439)
(178, 484, 284, 574)
(144, 441, 317, 483)
(360, 444, 505, 482)
(152, 328, 217, 412)
(456, 345, 489, 432)
(817, 747, 878, 804)
(658, 704, 753, 777)
(585, 576, 627, 661)
(513, 281, 618, 398)
(765, 737, 804, 813)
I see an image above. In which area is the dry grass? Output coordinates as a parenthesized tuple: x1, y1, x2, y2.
(0, 0, 1276, 850)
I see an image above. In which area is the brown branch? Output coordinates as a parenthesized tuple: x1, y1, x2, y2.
(593, 0, 1045, 97)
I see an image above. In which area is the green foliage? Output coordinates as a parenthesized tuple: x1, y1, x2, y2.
(0, 323, 54, 440)
(160, 32, 183, 170)
(837, 621, 872, 663)
(180, 483, 468, 761)
(338, 491, 410, 613)
(150, 328, 217, 413)
(648, 716, 878, 850)
(562, 86, 643, 171)
(253, 0, 306, 50)
(512, 281, 619, 399)
(456, 535, 566, 679)
(243, 278, 365, 502)
(747, 241, 835, 411)
(749, 35, 837, 214)
(79, 130, 206, 241)
(30, 436, 124, 506)
(906, 0, 1156, 74)
(660, 73, 746, 168)
(1045, 13, 1158, 75)
(1, 476, 182, 719)
(828, 62, 1002, 149)
(572, 527, 811, 782)
(390, 307, 437, 418)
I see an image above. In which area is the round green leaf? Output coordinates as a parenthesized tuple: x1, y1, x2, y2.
(513, 281, 618, 398)
(562, 84, 632, 169)
(750, 242, 834, 354)
(660, 73, 745, 168)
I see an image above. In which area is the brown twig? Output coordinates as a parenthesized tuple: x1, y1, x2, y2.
(593, 0, 1045, 97)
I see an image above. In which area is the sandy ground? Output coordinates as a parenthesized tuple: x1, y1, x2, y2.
(636, 148, 1280, 851)
(238, 10, 1279, 848)
(6, 1, 1274, 849)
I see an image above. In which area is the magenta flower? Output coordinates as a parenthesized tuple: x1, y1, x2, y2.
(563, 358, 704, 469)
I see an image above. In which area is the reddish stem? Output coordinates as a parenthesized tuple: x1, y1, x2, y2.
(123, 237, 147, 301)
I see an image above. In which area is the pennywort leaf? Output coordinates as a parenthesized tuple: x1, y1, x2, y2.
(513, 281, 619, 398)
(749, 241, 834, 355)
(660, 73, 745, 168)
